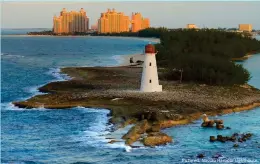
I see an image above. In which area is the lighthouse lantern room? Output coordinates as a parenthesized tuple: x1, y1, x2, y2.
(140, 44, 162, 92)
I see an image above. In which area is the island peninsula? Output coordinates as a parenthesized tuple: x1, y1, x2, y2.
(14, 28, 260, 147)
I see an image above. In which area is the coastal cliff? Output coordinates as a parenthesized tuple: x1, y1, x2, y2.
(13, 66, 260, 147)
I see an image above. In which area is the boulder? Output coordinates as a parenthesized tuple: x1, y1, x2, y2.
(233, 144, 239, 148)
(201, 120, 215, 127)
(210, 132, 252, 144)
(244, 133, 252, 139)
(208, 120, 215, 127)
(122, 120, 150, 145)
(210, 136, 216, 142)
(201, 122, 208, 127)
(217, 135, 223, 141)
(216, 135, 227, 142)
(197, 154, 205, 158)
(214, 119, 224, 124)
(202, 114, 210, 122)
(216, 124, 224, 130)
(147, 123, 160, 133)
(125, 135, 141, 145)
(201, 114, 215, 127)
(122, 118, 137, 127)
(218, 136, 226, 143)
(143, 132, 172, 147)
(229, 136, 236, 142)
(159, 119, 187, 129)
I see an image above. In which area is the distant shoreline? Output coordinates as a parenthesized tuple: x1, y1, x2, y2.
(2, 34, 160, 43)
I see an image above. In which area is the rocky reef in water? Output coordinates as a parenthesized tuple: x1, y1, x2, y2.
(13, 66, 260, 147)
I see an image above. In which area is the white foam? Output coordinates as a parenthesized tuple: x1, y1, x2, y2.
(1, 102, 51, 111)
(72, 107, 136, 151)
(23, 85, 46, 96)
(19, 67, 71, 100)
(107, 142, 132, 152)
(46, 67, 72, 81)
(1, 53, 24, 58)
(1, 102, 24, 111)
(19, 67, 71, 101)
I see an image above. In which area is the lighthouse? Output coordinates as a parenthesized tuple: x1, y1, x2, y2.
(140, 44, 162, 92)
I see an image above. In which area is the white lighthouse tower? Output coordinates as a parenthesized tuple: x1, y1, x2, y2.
(140, 44, 162, 92)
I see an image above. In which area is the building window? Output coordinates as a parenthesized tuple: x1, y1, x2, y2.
(149, 79, 152, 83)
(149, 62, 152, 66)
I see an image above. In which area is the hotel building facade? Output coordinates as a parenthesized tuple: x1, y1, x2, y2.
(53, 8, 89, 34)
(98, 9, 150, 33)
(239, 24, 252, 32)
(98, 9, 130, 33)
(186, 24, 198, 29)
(131, 12, 150, 32)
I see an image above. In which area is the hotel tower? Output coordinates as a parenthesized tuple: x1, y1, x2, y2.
(53, 8, 89, 34)
(98, 9, 150, 34)
(239, 24, 253, 32)
(131, 12, 150, 32)
(98, 9, 130, 33)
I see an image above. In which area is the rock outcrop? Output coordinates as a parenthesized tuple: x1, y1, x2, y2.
(143, 132, 172, 147)
(201, 114, 215, 127)
(197, 154, 205, 158)
(201, 114, 226, 130)
(122, 120, 150, 145)
(121, 119, 174, 146)
(210, 136, 216, 142)
(215, 119, 224, 130)
(209, 133, 253, 144)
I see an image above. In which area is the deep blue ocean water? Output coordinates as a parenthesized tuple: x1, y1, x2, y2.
(1, 31, 260, 164)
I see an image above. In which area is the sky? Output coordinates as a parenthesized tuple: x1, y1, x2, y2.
(1, 1, 260, 29)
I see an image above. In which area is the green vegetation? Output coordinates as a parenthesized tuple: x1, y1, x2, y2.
(27, 31, 94, 36)
(91, 31, 138, 37)
(27, 30, 54, 35)
(155, 28, 260, 85)
(91, 27, 168, 38)
(157, 28, 260, 58)
(160, 53, 251, 85)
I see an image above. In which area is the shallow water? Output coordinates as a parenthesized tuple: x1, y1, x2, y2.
(1, 32, 260, 164)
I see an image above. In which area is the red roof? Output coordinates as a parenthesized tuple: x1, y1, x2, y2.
(145, 44, 156, 53)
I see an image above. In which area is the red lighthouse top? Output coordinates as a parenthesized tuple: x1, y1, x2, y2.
(145, 44, 156, 54)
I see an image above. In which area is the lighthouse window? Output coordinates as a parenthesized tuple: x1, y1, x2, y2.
(149, 79, 152, 83)
(149, 62, 152, 66)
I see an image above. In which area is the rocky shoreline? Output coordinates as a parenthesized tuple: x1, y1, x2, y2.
(13, 66, 260, 147)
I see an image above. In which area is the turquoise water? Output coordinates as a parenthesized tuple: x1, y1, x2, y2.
(1, 32, 260, 164)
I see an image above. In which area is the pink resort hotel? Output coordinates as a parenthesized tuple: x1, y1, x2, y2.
(53, 8, 150, 34)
